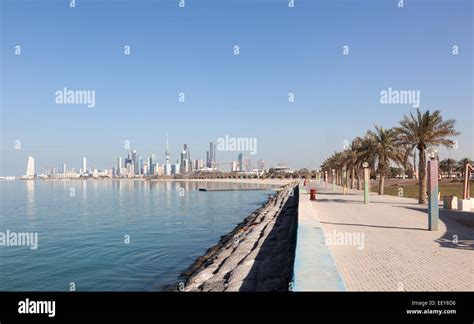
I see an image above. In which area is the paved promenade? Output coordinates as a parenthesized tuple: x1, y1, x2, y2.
(299, 181, 473, 291)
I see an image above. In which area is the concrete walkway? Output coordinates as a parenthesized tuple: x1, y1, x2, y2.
(293, 187, 346, 291)
(297, 181, 473, 291)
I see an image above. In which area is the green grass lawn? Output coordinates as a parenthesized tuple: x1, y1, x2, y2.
(370, 180, 474, 200)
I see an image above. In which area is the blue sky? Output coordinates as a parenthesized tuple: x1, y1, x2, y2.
(1, 0, 472, 175)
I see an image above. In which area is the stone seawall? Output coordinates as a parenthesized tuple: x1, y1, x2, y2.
(180, 182, 299, 291)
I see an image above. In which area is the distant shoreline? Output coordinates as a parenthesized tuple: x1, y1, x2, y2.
(1, 177, 294, 186)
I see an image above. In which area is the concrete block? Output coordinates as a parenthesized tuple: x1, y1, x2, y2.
(443, 196, 458, 210)
(458, 199, 472, 212)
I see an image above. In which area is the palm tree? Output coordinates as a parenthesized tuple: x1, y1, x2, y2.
(362, 126, 404, 195)
(333, 151, 345, 185)
(343, 137, 365, 189)
(389, 166, 404, 178)
(456, 158, 473, 179)
(321, 151, 345, 185)
(396, 109, 459, 204)
(350, 135, 376, 191)
(400, 144, 414, 179)
(343, 148, 357, 189)
(439, 158, 457, 179)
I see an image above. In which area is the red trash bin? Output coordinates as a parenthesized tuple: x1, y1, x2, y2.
(310, 188, 316, 200)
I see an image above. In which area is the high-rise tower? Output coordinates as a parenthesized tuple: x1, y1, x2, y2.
(26, 156, 35, 178)
(209, 142, 217, 169)
(164, 133, 171, 176)
(165, 133, 170, 165)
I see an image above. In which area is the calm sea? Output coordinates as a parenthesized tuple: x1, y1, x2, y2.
(0, 180, 274, 291)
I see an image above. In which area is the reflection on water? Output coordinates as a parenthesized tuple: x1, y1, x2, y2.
(26, 180, 35, 219)
(82, 180, 87, 200)
(0, 180, 275, 291)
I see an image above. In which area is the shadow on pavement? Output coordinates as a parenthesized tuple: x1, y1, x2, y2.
(315, 198, 418, 205)
(402, 206, 474, 250)
(319, 221, 426, 231)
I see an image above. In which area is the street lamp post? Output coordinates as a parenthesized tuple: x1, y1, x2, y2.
(332, 169, 336, 191)
(428, 153, 439, 231)
(363, 162, 369, 204)
(342, 167, 347, 194)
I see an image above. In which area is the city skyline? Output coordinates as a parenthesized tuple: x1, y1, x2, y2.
(8, 137, 267, 178)
(1, 0, 473, 175)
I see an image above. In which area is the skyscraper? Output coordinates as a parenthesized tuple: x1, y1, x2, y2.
(117, 157, 123, 176)
(238, 153, 243, 172)
(172, 163, 180, 175)
(127, 163, 134, 177)
(132, 150, 137, 173)
(132, 150, 140, 175)
(165, 133, 170, 165)
(180, 144, 191, 173)
(195, 159, 204, 170)
(26, 156, 35, 178)
(163, 133, 172, 176)
(125, 152, 132, 168)
(82, 157, 87, 174)
(138, 157, 143, 175)
(62, 163, 67, 174)
(244, 157, 252, 172)
(209, 142, 217, 169)
(149, 154, 156, 175)
(164, 163, 171, 176)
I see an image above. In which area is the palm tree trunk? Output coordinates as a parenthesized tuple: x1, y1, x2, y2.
(413, 150, 417, 179)
(378, 173, 384, 195)
(351, 167, 355, 189)
(418, 147, 427, 204)
(357, 169, 362, 190)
